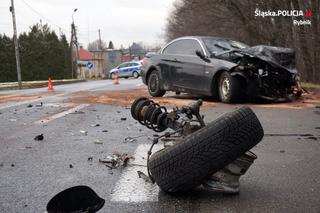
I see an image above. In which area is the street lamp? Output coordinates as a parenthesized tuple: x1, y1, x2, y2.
(70, 8, 79, 79)
(72, 8, 78, 23)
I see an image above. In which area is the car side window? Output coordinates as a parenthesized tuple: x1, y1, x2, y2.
(118, 63, 128, 68)
(163, 39, 203, 56)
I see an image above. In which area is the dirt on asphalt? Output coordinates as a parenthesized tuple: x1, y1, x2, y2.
(63, 88, 320, 109)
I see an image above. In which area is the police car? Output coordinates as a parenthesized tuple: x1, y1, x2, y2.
(109, 61, 142, 79)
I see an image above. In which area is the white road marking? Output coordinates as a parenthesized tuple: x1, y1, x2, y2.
(111, 144, 163, 202)
(34, 104, 89, 124)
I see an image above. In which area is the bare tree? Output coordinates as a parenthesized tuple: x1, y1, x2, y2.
(87, 39, 107, 51)
(166, 0, 320, 83)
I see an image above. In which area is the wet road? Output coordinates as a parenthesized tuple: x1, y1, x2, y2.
(0, 79, 320, 212)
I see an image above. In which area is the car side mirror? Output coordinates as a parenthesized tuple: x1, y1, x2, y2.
(195, 50, 210, 63)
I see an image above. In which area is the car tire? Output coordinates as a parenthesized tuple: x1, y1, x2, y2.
(148, 106, 264, 193)
(110, 73, 115, 79)
(148, 71, 166, 97)
(218, 71, 241, 103)
(132, 71, 139, 79)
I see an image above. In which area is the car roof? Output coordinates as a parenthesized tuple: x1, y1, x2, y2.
(171, 36, 235, 42)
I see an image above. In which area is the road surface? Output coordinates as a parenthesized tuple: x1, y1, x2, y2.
(0, 79, 319, 212)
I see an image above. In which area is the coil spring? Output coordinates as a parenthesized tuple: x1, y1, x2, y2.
(131, 97, 168, 132)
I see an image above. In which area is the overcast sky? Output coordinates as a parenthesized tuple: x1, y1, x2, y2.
(0, 0, 176, 48)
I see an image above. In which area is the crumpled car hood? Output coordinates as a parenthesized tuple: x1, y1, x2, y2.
(238, 45, 297, 73)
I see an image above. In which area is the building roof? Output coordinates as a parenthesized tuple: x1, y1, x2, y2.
(79, 47, 95, 61)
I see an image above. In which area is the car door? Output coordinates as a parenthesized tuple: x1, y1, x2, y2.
(118, 63, 129, 77)
(162, 39, 207, 92)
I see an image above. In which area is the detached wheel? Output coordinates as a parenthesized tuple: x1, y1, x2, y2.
(218, 71, 241, 103)
(132, 71, 139, 79)
(148, 71, 166, 97)
(148, 107, 264, 193)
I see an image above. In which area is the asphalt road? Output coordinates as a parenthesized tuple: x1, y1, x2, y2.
(0, 79, 319, 212)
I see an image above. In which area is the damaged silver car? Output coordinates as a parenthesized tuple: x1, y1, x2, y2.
(141, 36, 301, 103)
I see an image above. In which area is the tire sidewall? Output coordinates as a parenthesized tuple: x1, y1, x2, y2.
(148, 71, 165, 97)
(133, 71, 139, 78)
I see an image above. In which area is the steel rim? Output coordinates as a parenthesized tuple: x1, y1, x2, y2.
(149, 74, 158, 93)
(221, 77, 230, 98)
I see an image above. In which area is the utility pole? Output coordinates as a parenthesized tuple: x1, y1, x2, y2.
(98, 29, 102, 78)
(98, 29, 102, 50)
(70, 24, 74, 79)
(10, 0, 22, 89)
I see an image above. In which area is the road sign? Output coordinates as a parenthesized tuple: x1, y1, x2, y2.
(86, 61, 93, 69)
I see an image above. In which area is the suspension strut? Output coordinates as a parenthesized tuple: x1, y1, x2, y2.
(131, 97, 205, 133)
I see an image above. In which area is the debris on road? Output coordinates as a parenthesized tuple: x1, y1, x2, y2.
(280, 150, 285, 153)
(94, 139, 103, 144)
(91, 124, 100, 127)
(80, 130, 88, 135)
(102, 130, 108, 133)
(11, 164, 15, 167)
(69, 164, 73, 168)
(88, 157, 93, 161)
(25, 146, 32, 149)
(137, 171, 153, 183)
(130, 97, 264, 194)
(124, 137, 137, 143)
(99, 152, 134, 168)
(34, 134, 44, 141)
(27, 104, 33, 108)
(35, 102, 43, 107)
(0, 163, 3, 167)
(9, 118, 17, 122)
(120, 117, 127, 121)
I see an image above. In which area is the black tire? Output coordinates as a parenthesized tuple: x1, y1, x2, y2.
(218, 71, 241, 103)
(110, 73, 115, 79)
(132, 71, 139, 78)
(148, 107, 264, 193)
(148, 71, 166, 97)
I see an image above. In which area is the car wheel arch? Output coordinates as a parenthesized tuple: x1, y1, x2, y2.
(146, 66, 160, 84)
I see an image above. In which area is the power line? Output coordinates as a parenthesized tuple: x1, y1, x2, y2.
(19, 0, 70, 33)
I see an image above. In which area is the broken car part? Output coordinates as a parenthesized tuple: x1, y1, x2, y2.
(141, 36, 300, 103)
(131, 97, 264, 193)
(46, 185, 105, 213)
(34, 134, 44, 141)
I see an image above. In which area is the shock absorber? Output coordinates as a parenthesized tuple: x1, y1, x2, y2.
(131, 97, 169, 132)
(131, 97, 205, 133)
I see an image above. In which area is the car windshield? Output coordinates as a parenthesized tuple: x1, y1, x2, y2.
(203, 38, 249, 57)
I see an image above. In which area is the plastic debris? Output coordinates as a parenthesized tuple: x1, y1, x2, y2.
(94, 139, 103, 144)
(35, 102, 43, 107)
(91, 124, 100, 127)
(80, 130, 88, 135)
(34, 134, 44, 141)
(120, 117, 127, 121)
(124, 137, 137, 143)
(99, 152, 134, 168)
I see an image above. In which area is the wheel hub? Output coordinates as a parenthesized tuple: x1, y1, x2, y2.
(221, 77, 230, 98)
